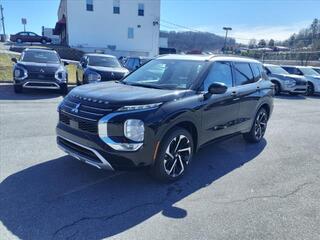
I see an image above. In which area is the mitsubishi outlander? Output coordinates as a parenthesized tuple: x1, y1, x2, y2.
(56, 55, 273, 181)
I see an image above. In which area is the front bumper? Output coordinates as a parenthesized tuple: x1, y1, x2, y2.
(282, 85, 307, 94)
(14, 79, 66, 90)
(56, 120, 157, 171)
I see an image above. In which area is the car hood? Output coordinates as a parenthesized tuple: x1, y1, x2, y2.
(87, 66, 128, 73)
(68, 81, 188, 105)
(16, 61, 62, 73)
(273, 73, 306, 80)
(304, 75, 320, 80)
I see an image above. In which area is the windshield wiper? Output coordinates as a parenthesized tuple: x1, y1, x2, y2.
(126, 82, 165, 89)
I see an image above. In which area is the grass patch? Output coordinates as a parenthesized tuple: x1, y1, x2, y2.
(0, 53, 77, 84)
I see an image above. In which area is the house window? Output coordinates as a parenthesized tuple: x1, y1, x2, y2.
(128, 27, 134, 39)
(113, 0, 120, 14)
(138, 3, 144, 16)
(86, 0, 93, 11)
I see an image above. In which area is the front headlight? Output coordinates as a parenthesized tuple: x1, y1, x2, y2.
(55, 67, 67, 82)
(284, 79, 296, 86)
(14, 67, 28, 80)
(117, 102, 162, 112)
(124, 119, 144, 142)
(87, 71, 101, 82)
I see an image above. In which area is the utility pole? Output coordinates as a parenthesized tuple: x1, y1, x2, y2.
(0, 4, 5, 36)
(223, 27, 232, 53)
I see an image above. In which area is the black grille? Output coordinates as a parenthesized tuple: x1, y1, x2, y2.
(59, 112, 98, 134)
(96, 70, 125, 81)
(28, 72, 55, 80)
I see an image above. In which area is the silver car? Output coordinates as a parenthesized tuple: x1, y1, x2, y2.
(264, 64, 307, 95)
(281, 65, 320, 96)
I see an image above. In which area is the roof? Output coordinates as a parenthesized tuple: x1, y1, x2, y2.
(157, 54, 261, 63)
(24, 47, 56, 52)
(84, 53, 117, 58)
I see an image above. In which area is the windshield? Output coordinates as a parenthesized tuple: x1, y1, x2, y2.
(21, 51, 60, 64)
(122, 59, 208, 90)
(267, 65, 289, 75)
(299, 67, 320, 76)
(88, 56, 121, 68)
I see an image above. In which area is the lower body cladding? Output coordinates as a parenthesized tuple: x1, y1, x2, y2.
(282, 84, 307, 94)
(56, 122, 157, 171)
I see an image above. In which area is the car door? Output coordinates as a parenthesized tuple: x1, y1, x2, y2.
(233, 62, 262, 131)
(19, 32, 28, 42)
(201, 61, 240, 142)
(28, 32, 39, 42)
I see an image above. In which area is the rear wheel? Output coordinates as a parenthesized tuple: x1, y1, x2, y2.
(306, 82, 315, 96)
(16, 38, 22, 44)
(13, 85, 23, 93)
(41, 39, 47, 44)
(243, 108, 268, 143)
(151, 127, 194, 182)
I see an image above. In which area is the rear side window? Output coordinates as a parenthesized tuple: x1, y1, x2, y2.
(234, 62, 255, 85)
(283, 67, 302, 75)
(203, 61, 233, 91)
(250, 63, 262, 82)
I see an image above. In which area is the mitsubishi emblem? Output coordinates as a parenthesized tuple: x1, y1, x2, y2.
(71, 103, 81, 113)
(40, 69, 45, 73)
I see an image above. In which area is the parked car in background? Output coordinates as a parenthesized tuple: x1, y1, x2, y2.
(56, 55, 273, 182)
(281, 65, 320, 96)
(311, 67, 320, 74)
(12, 48, 68, 94)
(264, 64, 307, 95)
(123, 56, 153, 72)
(76, 54, 129, 85)
(10, 32, 52, 44)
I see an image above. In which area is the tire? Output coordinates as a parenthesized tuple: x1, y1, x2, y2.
(14, 85, 23, 93)
(76, 72, 81, 86)
(60, 83, 68, 95)
(41, 39, 47, 44)
(243, 108, 269, 143)
(306, 82, 315, 96)
(272, 81, 281, 95)
(16, 38, 22, 44)
(150, 127, 194, 182)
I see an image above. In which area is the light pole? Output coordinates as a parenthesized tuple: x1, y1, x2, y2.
(223, 27, 232, 53)
(0, 5, 5, 36)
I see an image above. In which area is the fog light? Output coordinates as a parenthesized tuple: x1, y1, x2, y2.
(124, 119, 144, 142)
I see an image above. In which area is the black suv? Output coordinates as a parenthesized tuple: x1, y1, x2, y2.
(12, 48, 68, 94)
(56, 55, 273, 181)
(76, 54, 129, 85)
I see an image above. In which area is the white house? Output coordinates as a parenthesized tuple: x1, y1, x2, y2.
(54, 0, 160, 57)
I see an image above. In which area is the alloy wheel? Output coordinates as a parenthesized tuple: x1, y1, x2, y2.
(254, 111, 268, 140)
(163, 135, 192, 178)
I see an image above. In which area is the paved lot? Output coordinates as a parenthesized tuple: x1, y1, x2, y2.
(0, 83, 319, 240)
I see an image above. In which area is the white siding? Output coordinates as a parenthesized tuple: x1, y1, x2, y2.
(64, 0, 160, 57)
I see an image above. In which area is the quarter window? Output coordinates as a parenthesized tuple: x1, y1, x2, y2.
(250, 63, 262, 82)
(113, 0, 120, 14)
(234, 62, 255, 85)
(138, 3, 144, 16)
(86, 0, 93, 11)
(203, 61, 233, 91)
(128, 28, 134, 39)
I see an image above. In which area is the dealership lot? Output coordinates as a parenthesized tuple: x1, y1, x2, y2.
(0, 84, 319, 240)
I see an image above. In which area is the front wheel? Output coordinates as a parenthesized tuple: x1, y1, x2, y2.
(306, 82, 315, 96)
(243, 108, 268, 143)
(273, 82, 281, 95)
(60, 83, 68, 95)
(150, 128, 194, 182)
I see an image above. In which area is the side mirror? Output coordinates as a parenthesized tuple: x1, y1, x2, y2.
(81, 61, 87, 68)
(11, 57, 17, 63)
(208, 82, 228, 94)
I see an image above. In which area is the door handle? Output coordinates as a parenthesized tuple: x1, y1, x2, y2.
(231, 91, 237, 96)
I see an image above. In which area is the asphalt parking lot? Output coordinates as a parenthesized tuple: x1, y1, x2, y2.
(0, 83, 319, 240)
